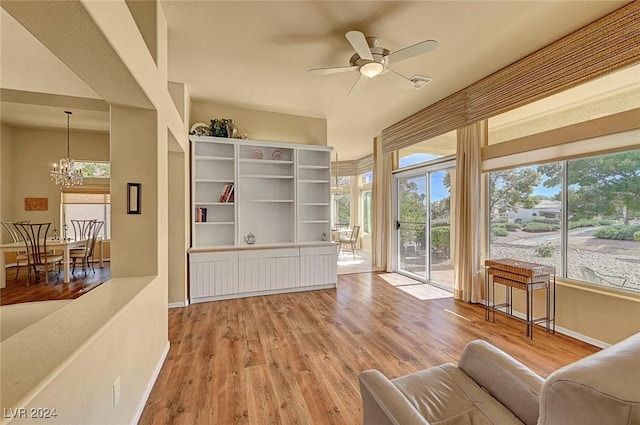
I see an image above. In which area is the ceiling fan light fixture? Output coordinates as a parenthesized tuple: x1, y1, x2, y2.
(359, 62, 384, 78)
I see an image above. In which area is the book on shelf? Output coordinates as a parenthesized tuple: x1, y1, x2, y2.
(219, 184, 231, 202)
(224, 184, 234, 203)
(219, 183, 235, 203)
(195, 207, 208, 222)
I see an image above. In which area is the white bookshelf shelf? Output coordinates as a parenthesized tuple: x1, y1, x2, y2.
(239, 158, 294, 165)
(242, 199, 294, 203)
(195, 202, 234, 206)
(299, 179, 330, 183)
(195, 221, 234, 225)
(299, 165, 329, 169)
(195, 155, 234, 161)
(242, 175, 294, 179)
(300, 220, 329, 224)
(195, 179, 234, 183)
(300, 202, 330, 206)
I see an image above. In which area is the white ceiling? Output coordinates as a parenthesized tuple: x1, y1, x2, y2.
(1, 1, 630, 159)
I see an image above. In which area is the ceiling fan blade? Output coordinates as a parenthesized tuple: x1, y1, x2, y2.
(381, 69, 416, 90)
(348, 75, 368, 97)
(345, 31, 374, 61)
(387, 39, 438, 64)
(309, 65, 358, 75)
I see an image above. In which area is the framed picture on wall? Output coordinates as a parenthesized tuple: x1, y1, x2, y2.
(127, 183, 141, 214)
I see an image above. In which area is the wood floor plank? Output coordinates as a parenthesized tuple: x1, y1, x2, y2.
(139, 272, 599, 425)
(1, 264, 111, 305)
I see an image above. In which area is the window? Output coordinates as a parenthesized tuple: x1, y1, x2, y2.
(362, 190, 371, 234)
(398, 130, 456, 169)
(75, 161, 110, 178)
(332, 194, 350, 228)
(62, 192, 111, 239)
(488, 148, 640, 292)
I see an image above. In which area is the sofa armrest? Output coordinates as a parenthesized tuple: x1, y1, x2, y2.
(458, 340, 544, 425)
(359, 369, 431, 425)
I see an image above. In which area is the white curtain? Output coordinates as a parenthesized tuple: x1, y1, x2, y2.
(453, 121, 487, 302)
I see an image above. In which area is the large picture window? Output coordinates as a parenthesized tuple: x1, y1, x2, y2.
(488, 148, 640, 292)
(62, 192, 111, 239)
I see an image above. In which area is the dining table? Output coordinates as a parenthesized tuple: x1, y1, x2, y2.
(0, 238, 89, 288)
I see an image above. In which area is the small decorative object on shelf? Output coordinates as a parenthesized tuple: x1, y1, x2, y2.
(272, 150, 282, 160)
(244, 232, 256, 245)
(190, 122, 210, 136)
(321, 233, 326, 241)
(241, 132, 248, 140)
(253, 149, 263, 159)
(210, 118, 229, 137)
(226, 119, 238, 139)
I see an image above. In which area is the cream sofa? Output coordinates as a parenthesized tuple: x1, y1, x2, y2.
(359, 332, 640, 425)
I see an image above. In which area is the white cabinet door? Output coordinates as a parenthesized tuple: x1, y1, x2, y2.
(238, 248, 300, 293)
(300, 245, 337, 287)
(190, 251, 238, 299)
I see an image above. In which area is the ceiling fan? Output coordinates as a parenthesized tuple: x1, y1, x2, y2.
(309, 30, 438, 96)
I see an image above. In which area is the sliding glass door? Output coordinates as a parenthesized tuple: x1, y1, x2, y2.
(397, 175, 428, 278)
(395, 161, 455, 289)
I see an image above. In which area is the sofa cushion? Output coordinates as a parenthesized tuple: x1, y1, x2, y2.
(392, 363, 524, 425)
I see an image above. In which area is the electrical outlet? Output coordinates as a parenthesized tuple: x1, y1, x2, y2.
(113, 377, 121, 407)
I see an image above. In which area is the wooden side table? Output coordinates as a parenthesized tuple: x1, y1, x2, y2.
(484, 258, 556, 339)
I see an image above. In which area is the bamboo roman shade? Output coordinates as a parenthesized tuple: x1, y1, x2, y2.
(382, 1, 640, 154)
(357, 154, 374, 174)
(331, 160, 357, 177)
(62, 192, 111, 204)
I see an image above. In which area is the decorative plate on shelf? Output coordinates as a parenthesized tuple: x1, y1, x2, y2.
(272, 150, 282, 160)
(190, 122, 210, 136)
(253, 149, 264, 159)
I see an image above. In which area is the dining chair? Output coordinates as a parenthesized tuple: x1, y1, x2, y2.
(70, 221, 103, 276)
(14, 222, 63, 286)
(0, 221, 30, 281)
(338, 225, 361, 258)
(71, 219, 96, 241)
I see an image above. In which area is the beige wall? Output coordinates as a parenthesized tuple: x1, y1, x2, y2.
(191, 101, 327, 146)
(7, 126, 109, 225)
(1, 124, 15, 242)
(110, 106, 158, 278)
(168, 149, 187, 305)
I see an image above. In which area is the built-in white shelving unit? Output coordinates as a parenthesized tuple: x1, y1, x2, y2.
(189, 135, 337, 303)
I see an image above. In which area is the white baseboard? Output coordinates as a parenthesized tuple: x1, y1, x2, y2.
(131, 340, 170, 425)
(168, 301, 189, 308)
(481, 300, 610, 349)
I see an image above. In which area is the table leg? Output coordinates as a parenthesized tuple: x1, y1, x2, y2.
(99, 239, 104, 268)
(63, 245, 70, 283)
(484, 267, 489, 321)
(526, 286, 531, 338)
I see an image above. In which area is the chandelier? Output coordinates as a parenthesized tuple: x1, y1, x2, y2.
(51, 111, 83, 188)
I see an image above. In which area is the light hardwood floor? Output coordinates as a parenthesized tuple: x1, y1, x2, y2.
(1, 264, 111, 306)
(139, 272, 599, 425)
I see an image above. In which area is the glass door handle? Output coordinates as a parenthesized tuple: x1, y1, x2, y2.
(396, 221, 401, 229)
